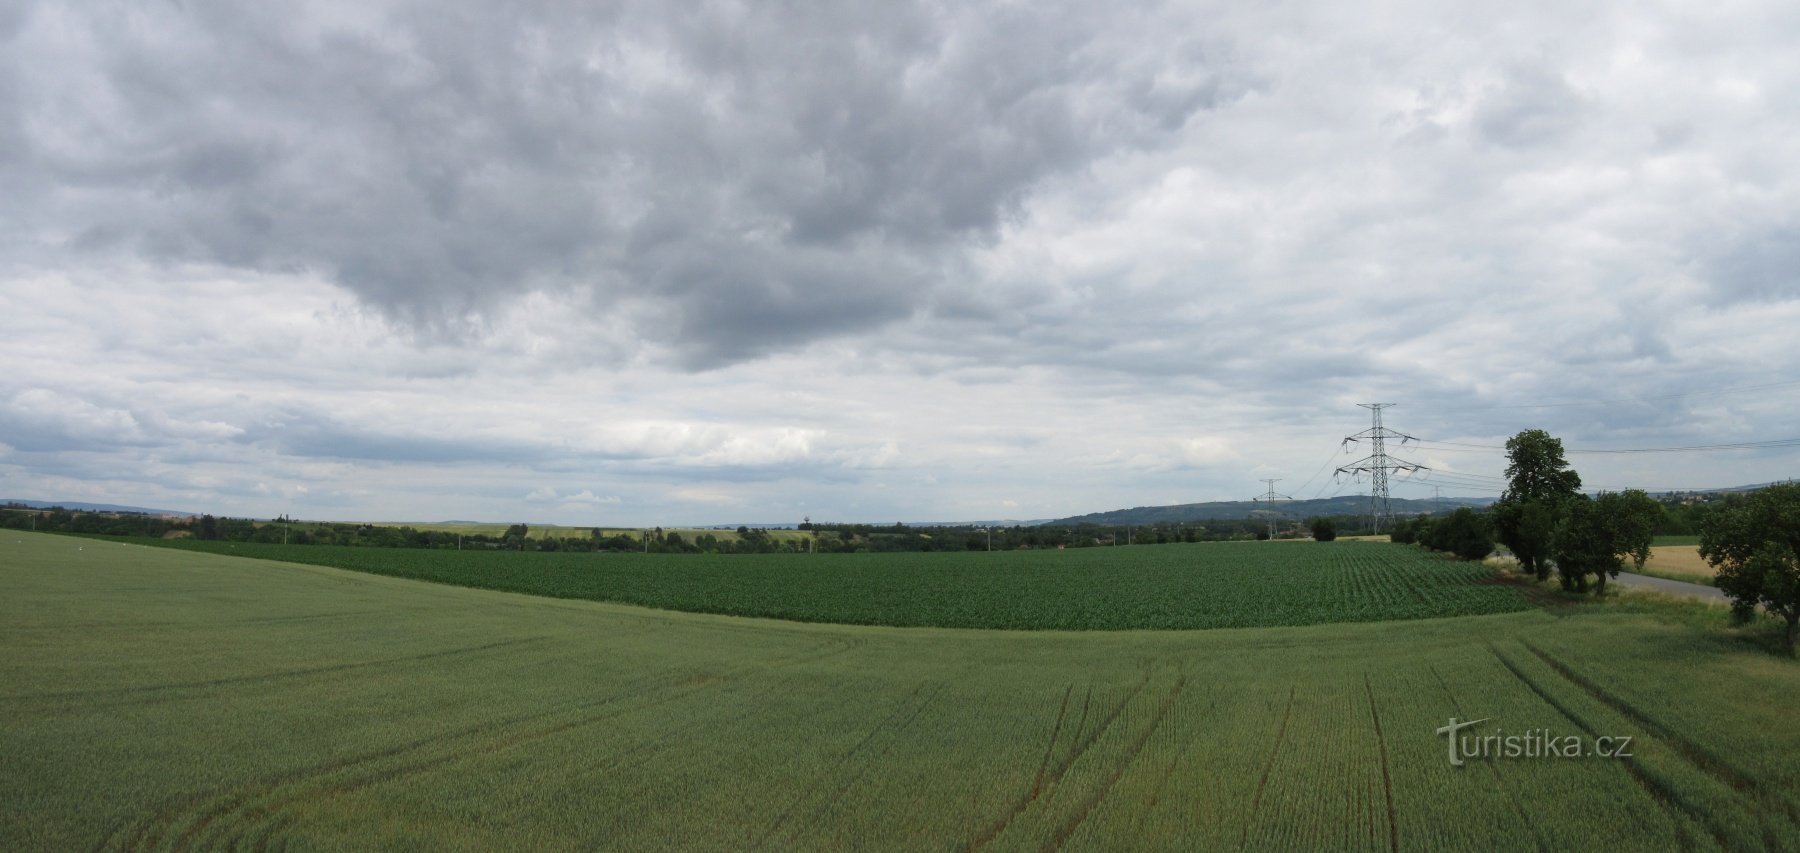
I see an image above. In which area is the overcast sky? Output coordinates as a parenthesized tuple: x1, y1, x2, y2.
(4, 1, 1799, 526)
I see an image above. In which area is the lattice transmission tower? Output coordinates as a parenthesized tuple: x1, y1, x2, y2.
(1252, 478, 1291, 541)
(1335, 403, 1428, 534)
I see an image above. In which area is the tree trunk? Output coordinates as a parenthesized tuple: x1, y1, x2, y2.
(1787, 614, 1797, 656)
(1594, 572, 1606, 596)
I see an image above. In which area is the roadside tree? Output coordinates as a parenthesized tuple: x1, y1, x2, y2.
(1550, 490, 1661, 595)
(1493, 429, 1581, 580)
(1700, 483, 1800, 653)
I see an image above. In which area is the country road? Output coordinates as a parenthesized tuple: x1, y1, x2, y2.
(1613, 571, 1728, 602)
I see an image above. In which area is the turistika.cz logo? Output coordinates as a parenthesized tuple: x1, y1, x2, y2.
(1434, 717, 1634, 767)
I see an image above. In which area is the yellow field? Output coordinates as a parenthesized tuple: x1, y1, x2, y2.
(1638, 546, 1720, 585)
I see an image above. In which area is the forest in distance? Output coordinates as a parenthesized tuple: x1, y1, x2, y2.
(0, 490, 1727, 555)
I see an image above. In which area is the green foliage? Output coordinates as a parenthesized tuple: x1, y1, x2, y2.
(1549, 491, 1661, 596)
(1493, 429, 1582, 581)
(1389, 516, 1419, 544)
(1500, 429, 1583, 502)
(1392, 510, 1492, 560)
(1551, 496, 1607, 593)
(1607, 489, 1661, 570)
(11, 533, 1800, 850)
(133, 538, 1531, 630)
(0, 506, 179, 538)
(1491, 500, 1560, 581)
(1423, 507, 1493, 561)
(1700, 483, 1800, 651)
(1308, 517, 1337, 542)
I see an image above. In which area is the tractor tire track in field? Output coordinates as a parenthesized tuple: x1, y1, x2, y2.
(1362, 673, 1398, 853)
(1486, 643, 1734, 851)
(1031, 685, 1077, 802)
(966, 686, 1089, 852)
(14, 636, 550, 708)
(107, 670, 666, 853)
(1044, 672, 1185, 852)
(564, 691, 861, 852)
(1519, 643, 1756, 792)
(968, 675, 1152, 851)
(751, 680, 950, 850)
(1428, 665, 1547, 852)
(222, 647, 865, 852)
(1120, 692, 1215, 846)
(1521, 641, 1800, 843)
(219, 670, 820, 852)
(1238, 685, 1296, 850)
(107, 637, 859, 852)
(225, 640, 867, 851)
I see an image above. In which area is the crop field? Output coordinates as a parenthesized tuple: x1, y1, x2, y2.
(4, 532, 1800, 850)
(367, 522, 814, 544)
(1633, 546, 1720, 587)
(127, 538, 1532, 630)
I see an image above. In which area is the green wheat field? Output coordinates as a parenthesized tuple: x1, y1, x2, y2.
(4, 532, 1799, 850)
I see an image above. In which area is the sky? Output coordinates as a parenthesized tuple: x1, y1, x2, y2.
(4, 0, 1800, 526)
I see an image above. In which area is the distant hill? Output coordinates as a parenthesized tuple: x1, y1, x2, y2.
(1050, 495, 1494, 526)
(2, 499, 195, 517)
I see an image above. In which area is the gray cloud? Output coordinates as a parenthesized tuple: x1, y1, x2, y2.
(1702, 226, 1800, 304)
(7, 0, 1237, 366)
(1473, 66, 1587, 149)
(6, 2, 1800, 524)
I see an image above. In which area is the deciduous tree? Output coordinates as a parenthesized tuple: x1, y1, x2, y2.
(1549, 491, 1660, 595)
(1700, 483, 1800, 653)
(1493, 429, 1581, 580)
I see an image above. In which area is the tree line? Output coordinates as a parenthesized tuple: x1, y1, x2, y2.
(1378, 428, 1800, 653)
(7, 505, 1322, 554)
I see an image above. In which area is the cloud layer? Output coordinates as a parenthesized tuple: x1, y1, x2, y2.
(4, 1, 1799, 523)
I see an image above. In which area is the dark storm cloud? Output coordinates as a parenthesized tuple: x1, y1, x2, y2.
(7, 0, 1236, 366)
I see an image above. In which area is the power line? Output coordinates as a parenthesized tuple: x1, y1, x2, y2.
(1335, 403, 1427, 534)
(1252, 478, 1292, 541)
(1426, 378, 1800, 412)
(1414, 436, 1800, 455)
(1291, 446, 1345, 499)
(1408, 469, 1508, 483)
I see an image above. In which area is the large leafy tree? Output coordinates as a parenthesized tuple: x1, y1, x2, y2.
(1550, 490, 1659, 595)
(1607, 489, 1662, 572)
(1700, 484, 1800, 653)
(1493, 429, 1582, 580)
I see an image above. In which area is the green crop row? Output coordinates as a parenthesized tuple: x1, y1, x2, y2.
(126, 538, 1532, 630)
(10, 534, 1799, 850)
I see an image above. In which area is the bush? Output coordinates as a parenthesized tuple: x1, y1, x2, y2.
(1422, 509, 1492, 561)
(1310, 518, 1337, 542)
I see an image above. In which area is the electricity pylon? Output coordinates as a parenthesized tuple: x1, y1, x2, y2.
(1252, 478, 1291, 541)
(1335, 403, 1427, 534)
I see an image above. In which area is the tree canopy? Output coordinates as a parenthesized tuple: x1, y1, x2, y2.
(1700, 483, 1800, 653)
(1550, 490, 1659, 595)
(1500, 429, 1583, 503)
(1493, 429, 1583, 580)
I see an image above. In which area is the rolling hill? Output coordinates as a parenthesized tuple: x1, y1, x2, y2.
(1050, 494, 1493, 526)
